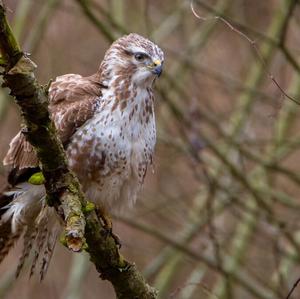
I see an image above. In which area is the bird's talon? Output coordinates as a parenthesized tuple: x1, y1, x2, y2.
(112, 232, 122, 248)
(101, 226, 122, 248)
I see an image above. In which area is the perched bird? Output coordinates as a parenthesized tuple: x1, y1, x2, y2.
(0, 33, 164, 279)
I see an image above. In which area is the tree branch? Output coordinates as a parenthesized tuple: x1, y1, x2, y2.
(0, 2, 157, 298)
(0, 2, 86, 252)
(75, 0, 116, 42)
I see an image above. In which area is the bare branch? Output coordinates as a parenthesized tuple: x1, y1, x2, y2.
(286, 277, 300, 299)
(190, 0, 300, 105)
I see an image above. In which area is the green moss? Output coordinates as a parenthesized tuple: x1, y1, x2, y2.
(82, 201, 95, 213)
(117, 254, 127, 270)
(0, 55, 5, 66)
(28, 171, 45, 185)
(0, 5, 22, 69)
(59, 233, 68, 247)
(82, 242, 89, 251)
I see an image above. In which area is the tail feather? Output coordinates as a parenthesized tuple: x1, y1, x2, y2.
(0, 183, 61, 280)
(30, 217, 48, 278)
(40, 228, 58, 280)
(0, 193, 13, 217)
(0, 218, 22, 264)
(31, 205, 60, 280)
(16, 224, 37, 278)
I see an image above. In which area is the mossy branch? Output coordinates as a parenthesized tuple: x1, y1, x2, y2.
(0, 1, 22, 69)
(0, 2, 157, 298)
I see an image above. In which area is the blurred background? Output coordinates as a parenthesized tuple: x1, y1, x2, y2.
(1, 0, 300, 298)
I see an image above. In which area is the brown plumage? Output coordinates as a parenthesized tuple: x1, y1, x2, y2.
(3, 73, 104, 170)
(48, 72, 105, 144)
(0, 33, 164, 279)
(0, 218, 15, 263)
(3, 131, 38, 169)
(15, 224, 37, 278)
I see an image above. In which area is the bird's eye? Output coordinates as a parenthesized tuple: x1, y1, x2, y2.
(134, 53, 147, 61)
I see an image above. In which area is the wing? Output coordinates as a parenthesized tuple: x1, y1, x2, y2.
(3, 72, 104, 172)
(48, 73, 104, 143)
(3, 131, 39, 169)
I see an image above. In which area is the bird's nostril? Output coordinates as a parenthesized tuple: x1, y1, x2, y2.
(153, 60, 161, 67)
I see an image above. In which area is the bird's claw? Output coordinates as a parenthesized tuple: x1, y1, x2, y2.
(102, 227, 122, 249)
(95, 205, 122, 248)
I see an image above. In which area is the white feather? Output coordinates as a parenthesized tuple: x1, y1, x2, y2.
(2, 184, 45, 233)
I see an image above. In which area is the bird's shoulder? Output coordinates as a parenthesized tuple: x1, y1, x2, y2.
(48, 72, 106, 143)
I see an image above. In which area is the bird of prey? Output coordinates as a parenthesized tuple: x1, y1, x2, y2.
(0, 33, 164, 279)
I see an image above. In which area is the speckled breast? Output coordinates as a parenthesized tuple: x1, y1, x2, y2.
(65, 90, 156, 208)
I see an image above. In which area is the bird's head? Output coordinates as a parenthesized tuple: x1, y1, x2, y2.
(100, 33, 164, 87)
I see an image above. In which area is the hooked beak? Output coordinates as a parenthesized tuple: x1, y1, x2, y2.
(151, 60, 163, 77)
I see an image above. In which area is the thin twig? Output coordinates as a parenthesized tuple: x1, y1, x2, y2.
(286, 277, 300, 299)
(75, 0, 116, 42)
(190, 0, 300, 105)
(119, 215, 277, 299)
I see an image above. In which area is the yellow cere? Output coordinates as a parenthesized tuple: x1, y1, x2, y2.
(153, 59, 161, 66)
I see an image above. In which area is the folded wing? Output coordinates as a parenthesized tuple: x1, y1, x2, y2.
(3, 72, 104, 172)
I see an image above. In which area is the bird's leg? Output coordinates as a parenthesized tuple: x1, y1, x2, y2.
(95, 204, 112, 230)
(95, 204, 121, 248)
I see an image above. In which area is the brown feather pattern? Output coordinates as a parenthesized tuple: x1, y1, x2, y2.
(3, 131, 39, 169)
(3, 72, 104, 168)
(48, 72, 104, 144)
(15, 224, 37, 278)
(0, 219, 22, 264)
(0, 33, 164, 280)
